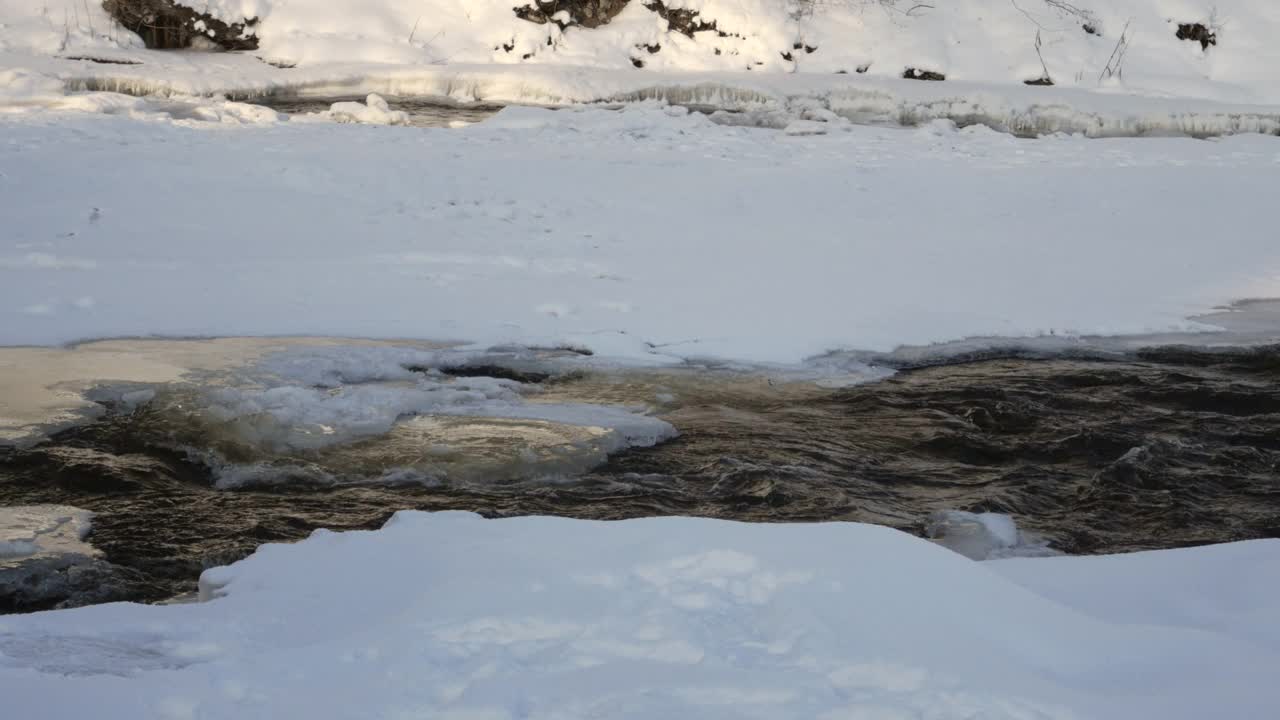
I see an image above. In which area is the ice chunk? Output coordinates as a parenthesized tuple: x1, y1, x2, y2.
(924, 510, 1059, 561)
(0, 505, 96, 560)
(326, 94, 410, 126)
(161, 345, 677, 486)
(783, 119, 829, 136)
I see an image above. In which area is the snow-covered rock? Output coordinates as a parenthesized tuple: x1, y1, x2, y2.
(324, 93, 411, 125)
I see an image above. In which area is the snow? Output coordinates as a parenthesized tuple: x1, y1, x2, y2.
(2, 4, 1277, 714)
(0, 510, 1276, 718)
(3, 2, 1280, 132)
(2, 103, 1277, 366)
(34, 0, 1279, 104)
(0, 0, 140, 56)
(322, 93, 411, 125)
(5, 54, 1280, 139)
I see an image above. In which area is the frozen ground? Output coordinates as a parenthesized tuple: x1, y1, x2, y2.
(0, 510, 1276, 719)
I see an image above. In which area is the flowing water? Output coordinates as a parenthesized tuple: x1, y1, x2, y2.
(2, 339, 1278, 612)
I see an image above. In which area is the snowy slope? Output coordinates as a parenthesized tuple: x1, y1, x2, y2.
(0, 0, 140, 56)
(5, 1, 1280, 103)
(1, 511, 1276, 719)
(172, 0, 1280, 101)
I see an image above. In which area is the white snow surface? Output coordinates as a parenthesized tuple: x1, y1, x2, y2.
(7, 0, 1280, 104)
(4, 1, 1280, 137)
(322, 93, 411, 125)
(2, 102, 1278, 364)
(0, 510, 1276, 718)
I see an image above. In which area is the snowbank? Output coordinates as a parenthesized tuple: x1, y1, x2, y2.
(0, 67, 284, 123)
(1, 511, 1276, 718)
(23, 0, 1280, 105)
(5, 53, 1280, 138)
(3, 1, 1280, 120)
(2, 1, 1280, 142)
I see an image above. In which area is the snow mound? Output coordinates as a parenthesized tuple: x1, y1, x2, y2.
(324, 93, 411, 125)
(2, 511, 1276, 719)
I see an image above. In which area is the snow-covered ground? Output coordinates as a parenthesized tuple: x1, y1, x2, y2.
(1, 510, 1276, 719)
(3, 103, 1278, 365)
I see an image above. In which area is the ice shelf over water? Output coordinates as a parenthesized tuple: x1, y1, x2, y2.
(1, 511, 1276, 719)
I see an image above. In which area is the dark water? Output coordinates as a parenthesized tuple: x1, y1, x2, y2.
(2, 346, 1279, 612)
(254, 95, 504, 127)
